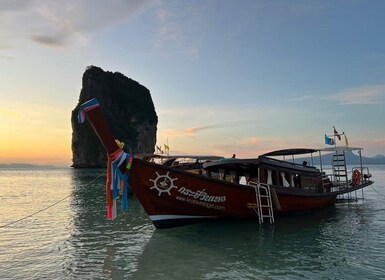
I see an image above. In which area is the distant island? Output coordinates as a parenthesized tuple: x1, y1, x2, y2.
(296, 150, 385, 165)
(0, 163, 60, 169)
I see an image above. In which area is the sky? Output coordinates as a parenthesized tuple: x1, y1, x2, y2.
(1, 0, 385, 166)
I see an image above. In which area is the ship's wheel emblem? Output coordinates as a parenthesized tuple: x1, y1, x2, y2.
(149, 171, 178, 196)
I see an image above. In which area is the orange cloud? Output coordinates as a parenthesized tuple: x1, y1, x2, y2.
(239, 137, 260, 146)
(160, 125, 218, 138)
(184, 125, 216, 136)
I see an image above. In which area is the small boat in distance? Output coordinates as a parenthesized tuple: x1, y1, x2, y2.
(78, 98, 374, 229)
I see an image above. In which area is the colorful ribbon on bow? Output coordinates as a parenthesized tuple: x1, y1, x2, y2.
(106, 149, 133, 220)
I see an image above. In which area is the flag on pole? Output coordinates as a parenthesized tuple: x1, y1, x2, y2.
(164, 144, 170, 153)
(156, 145, 162, 154)
(344, 134, 349, 147)
(325, 135, 335, 145)
(334, 126, 341, 140)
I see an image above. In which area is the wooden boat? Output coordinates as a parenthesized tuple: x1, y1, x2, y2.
(78, 98, 374, 229)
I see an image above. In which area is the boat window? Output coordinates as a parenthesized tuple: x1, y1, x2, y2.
(239, 176, 247, 185)
(219, 169, 225, 180)
(300, 176, 318, 191)
(280, 172, 290, 187)
(293, 174, 300, 188)
(290, 174, 295, 187)
(230, 170, 239, 184)
(267, 169, 273, 185)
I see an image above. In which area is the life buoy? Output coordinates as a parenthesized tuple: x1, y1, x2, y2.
(352, 170, 361, 187)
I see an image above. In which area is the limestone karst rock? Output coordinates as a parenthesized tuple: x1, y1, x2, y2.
(71, 66, 157, 167)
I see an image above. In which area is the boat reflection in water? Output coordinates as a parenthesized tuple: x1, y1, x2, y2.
(131, 206, 355, 279)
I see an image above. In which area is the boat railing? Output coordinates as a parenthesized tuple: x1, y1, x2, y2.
(322, 165, 372, 192)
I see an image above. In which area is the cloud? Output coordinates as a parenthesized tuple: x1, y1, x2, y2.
(185, 125, 217, 136)
(30, 34, 67, 48)
(0, 0, 152, 49)
(287, 85, 385, 105)
(157, 103, 289, 143)
(153, 1, 202, 59)
(287, 95, 315, 102)
(158, 116, 255, 139)
(154, 1, 183, 49)
(161, 124, 219, 138)
(159, 103, 267, 123)
(374, 137, 385, 146)
(239, 137, 260, 146)
(326, 85, 385, 105)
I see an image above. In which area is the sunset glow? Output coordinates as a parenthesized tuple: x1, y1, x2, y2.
(1, 1, 385, 165)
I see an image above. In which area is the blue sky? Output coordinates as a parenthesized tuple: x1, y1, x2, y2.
(1, 0, 385, 165)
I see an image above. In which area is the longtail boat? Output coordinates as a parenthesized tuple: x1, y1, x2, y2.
(78, 98, 374, 229)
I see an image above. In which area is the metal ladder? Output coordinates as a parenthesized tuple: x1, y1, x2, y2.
(249, 181, 274, 224)
(332, 151, 348, 188)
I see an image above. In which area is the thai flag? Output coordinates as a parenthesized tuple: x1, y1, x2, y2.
(334, 126, 341, 141)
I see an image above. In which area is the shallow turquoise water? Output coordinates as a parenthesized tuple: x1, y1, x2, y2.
(0, 166, 384, 279)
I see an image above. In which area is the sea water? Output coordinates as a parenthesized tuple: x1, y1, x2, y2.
(0, 165, 385, 280)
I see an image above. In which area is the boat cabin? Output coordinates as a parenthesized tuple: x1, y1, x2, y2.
(257, 156, 323, 192)
(203, 147, 372, 194)
(203, 154, 325, 193)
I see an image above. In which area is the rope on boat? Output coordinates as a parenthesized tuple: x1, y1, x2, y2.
(0, 170, 106, 230)
(371, 184, 385, 198)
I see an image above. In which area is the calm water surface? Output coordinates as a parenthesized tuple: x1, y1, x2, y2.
(0, 165, 385, 279)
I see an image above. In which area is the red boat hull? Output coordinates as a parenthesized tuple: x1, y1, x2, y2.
(130, 159, 337, 228)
